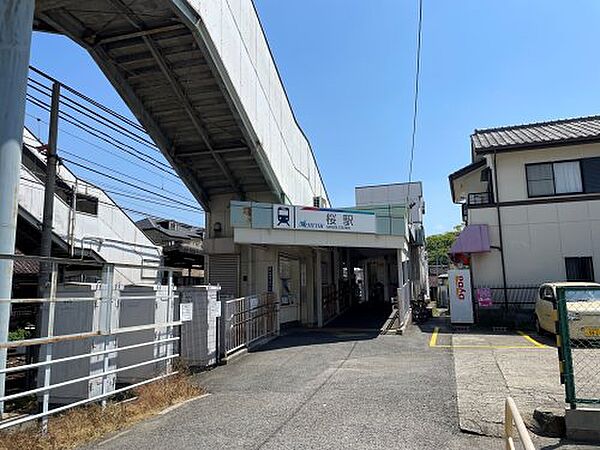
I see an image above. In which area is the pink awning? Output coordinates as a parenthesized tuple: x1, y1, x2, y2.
(449, 224, 490, 254)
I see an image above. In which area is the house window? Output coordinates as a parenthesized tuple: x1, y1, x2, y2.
(526, 161, 583, 197)
(565, 257, 594, 282)
(581, 157, 600, 193)
(76, 194, 98, 215)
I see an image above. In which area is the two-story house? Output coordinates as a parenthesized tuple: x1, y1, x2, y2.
(449, 115, 600, 310)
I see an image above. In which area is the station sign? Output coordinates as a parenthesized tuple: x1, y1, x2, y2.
(273, 205, 376, 234)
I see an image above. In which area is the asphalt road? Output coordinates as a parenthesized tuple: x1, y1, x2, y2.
(93, 325, 503, 449)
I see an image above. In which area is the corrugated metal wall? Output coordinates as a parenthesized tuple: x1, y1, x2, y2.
(208, 254, 240, 299)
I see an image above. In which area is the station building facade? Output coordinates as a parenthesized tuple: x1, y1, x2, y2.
(203, 182, 427, 328)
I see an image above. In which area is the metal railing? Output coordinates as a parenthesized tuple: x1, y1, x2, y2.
(468, 191, 493, 206)
(220, 293, 278, 357)
(556, 286, 600, 409)
(504, 397, 536, 450)
(0, 253, 181, 431)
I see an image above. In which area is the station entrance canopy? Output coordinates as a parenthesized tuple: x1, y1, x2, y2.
(230, 201, 407, 249)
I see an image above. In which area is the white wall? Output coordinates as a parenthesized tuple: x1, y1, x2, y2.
(19, 129, 161, 284)
(355, 182, 424, 223)
(494, 142, 600, 202)
(186, 0, 329, 207)
(469, 200, 600, 286)
(451, 166, 487, 203)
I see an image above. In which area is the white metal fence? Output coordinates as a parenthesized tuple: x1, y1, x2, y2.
(0, 254, 180, 431)
(220, 293, 279, 358)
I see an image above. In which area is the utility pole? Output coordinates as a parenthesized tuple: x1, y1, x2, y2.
(0, 0, 36, 418)
(38, 82, 61, 295)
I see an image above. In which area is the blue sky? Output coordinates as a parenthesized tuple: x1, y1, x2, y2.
(27, 0, 600, 233)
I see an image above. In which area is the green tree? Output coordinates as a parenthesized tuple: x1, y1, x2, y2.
(426, 227, 461, 266)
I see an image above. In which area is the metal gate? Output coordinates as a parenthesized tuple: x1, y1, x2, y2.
(220, 293, 278, 357)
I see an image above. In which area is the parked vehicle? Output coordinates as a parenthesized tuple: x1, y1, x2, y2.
(535, 282, 600, 339)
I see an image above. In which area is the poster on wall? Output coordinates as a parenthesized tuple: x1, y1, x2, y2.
(448, 269, 474, 324)
(476, 288, 493, 308)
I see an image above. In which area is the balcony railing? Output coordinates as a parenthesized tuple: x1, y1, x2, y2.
(467, 191, 493, 206)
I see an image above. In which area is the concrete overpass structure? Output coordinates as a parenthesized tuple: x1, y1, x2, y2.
(33, 0, 329, 213)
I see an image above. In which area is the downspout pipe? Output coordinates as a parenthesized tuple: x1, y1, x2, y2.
(0, 0, 35, 417)
(493, 149, 509, 313)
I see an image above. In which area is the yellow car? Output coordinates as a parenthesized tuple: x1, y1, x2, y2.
(535, 282, 600, 339)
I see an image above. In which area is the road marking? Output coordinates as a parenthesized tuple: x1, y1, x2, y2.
(434, 345, 549, 349)
(429, 327, 439, 347)
(428, 327, 552, 350)
(517, 331, 548, 348)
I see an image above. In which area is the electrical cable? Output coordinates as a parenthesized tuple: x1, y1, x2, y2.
(30, 66, 148, 134)
(20, 177, 200, 223)
(60, 158, 200, 210)
(27, 77, 159, 151)
(26, 94, 178, 177)
(24, 112, 181, 184)
(58, 149, 196, 203)
(406, 0, 424, 219)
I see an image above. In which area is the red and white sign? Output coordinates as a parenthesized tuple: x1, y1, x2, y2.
(449, 269, 474, 324)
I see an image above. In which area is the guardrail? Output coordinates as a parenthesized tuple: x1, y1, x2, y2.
(0, 253, 181, 431)
(504, 397, 535, 450)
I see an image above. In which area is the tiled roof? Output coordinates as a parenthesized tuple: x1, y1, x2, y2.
(471, 115, 600, 153)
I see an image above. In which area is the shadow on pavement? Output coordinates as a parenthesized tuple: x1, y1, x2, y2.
(252, 302, 392, 352)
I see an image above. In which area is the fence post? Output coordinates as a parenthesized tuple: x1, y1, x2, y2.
(245, 296, 251, 347)
(556, 287, 576, 409)
(275, 294, 280, 336)
(41, 263, 58, 433)
(166, 270, 174, 374)
(219, 296, 227, 358)
(98, 264, 115, 409)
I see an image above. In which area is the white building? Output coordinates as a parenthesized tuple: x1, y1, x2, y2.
(450, 115, 600, 311)
(17, 128, 161, 286)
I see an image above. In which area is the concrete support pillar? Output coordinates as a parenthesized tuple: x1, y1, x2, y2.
(333, 249, 340, 315)
(363, 261, 369, 304)
(383, 256, 390, 303)
(0, 0, 35, 417)
(315, 249, 323, 327)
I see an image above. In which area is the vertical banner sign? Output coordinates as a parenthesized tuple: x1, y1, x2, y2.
(267, 266, 273, 293)
(448, 269, 474, 324)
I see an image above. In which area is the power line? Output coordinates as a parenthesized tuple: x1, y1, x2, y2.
(58, 149, 195, 203)
(19, 177, 200, 222)
(30, 66, 148, 134)
(60, 158, 201, 210)
(26, 94, 178, 178)
(406, 0, 424, 219)
(24, 112, 182, 184)
(28, 77, 160, 151)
